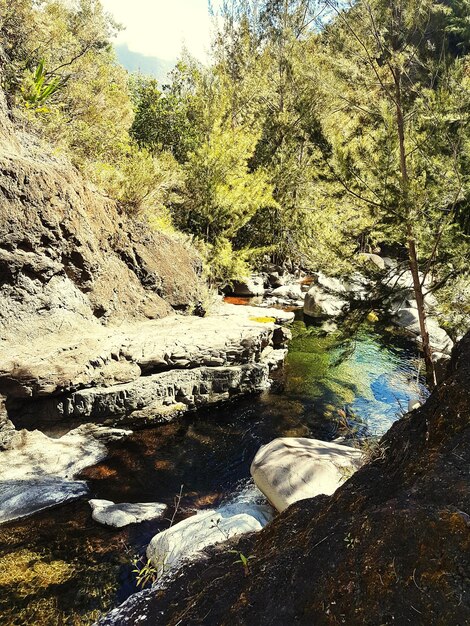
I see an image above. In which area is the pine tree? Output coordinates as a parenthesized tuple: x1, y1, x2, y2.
(315, 0, 470, 385)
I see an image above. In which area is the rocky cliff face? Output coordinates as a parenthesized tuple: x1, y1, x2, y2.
(0, 91, 296, 528)
(99, 331, 470, 626)
(0, 90, 203, 342)
(0, 91, 294, 438)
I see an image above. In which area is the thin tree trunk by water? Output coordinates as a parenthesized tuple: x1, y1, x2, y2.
(407, 236, 437, 388)
(393, 65, 436, 388)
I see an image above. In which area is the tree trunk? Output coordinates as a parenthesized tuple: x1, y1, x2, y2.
(393, 66, 436, 388)
(407, 235, 437, 388)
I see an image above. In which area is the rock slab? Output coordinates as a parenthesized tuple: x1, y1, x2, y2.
(0, 424, 130, 523)
(89, 499, 167, 528)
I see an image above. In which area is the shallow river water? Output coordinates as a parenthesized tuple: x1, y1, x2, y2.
(0, 311, 427, 625)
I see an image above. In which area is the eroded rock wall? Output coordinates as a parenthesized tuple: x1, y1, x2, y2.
(0, 91, 203, 341)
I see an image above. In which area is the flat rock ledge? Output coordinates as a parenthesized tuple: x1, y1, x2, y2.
(1, 304, 293, 426)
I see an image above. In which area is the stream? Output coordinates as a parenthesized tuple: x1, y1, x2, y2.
(0, 311, 427, 626)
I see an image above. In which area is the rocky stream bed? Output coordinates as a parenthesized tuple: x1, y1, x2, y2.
(0, 300, 433, 625)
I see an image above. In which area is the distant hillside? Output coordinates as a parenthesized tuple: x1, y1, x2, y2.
(115, 43, 175, 83)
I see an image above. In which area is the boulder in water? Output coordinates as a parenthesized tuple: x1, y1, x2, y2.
(146, 509, 263, 576)
(0, 478, 88, 524)
(304, 285, 349, 318)
(250, 437, 363, 512)
(0, 424, 131, 523)
(89, 499, 167, 528)
(394, 308, 453, 354)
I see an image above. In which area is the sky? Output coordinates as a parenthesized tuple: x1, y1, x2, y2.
(100, 0, 214, 64)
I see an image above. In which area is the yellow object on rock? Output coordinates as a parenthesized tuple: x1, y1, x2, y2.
(367, 311, 379, 323)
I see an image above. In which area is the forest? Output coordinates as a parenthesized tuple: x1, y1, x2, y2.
(2, 1, 468, 278)
(3, 0, 469, 389)
(0, 2, 470, 624)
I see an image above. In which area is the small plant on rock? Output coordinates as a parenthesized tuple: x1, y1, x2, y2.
(132, 557, 160, 589)
(344, 533, 359, 550)
(229, 550, 255, 576)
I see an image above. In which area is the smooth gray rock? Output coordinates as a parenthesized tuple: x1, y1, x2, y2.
(0, 424, 130, 523)
(304, 285, 349, 318)
(89, 499, 167, 528)
(251, 437, 363, 512)
(357, 253, 386, 271)
(0, 424, 131, 479)
(383, 257, 397, 269)
(344, 272, 371, 300)
(147, 509, 263, 577)
(270, 284, 304, 301)
(384, 268, 432, 291)
(231, 277, 265, 297)
(316, 273, 347, 294)
(394, 308, 454, 354)
(0, 478, 88, 524)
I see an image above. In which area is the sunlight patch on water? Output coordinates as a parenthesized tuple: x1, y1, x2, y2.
(285, 321, 428, 436)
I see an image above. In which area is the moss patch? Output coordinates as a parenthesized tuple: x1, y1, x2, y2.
(0, 503, 126, 625)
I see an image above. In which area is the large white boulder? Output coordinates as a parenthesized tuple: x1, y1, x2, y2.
(89, 499, 167, 528)
(304, 285, 349, 318)
(316, 273, 347, 293)
(250, 437, 363, 512)
(146, 509, 263, 576)
(270, 284, 304, 301)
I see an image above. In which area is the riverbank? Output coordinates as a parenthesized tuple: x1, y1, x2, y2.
(0, 308, 431, 625)
(98, 330, 470, 626)
(0, 302, 294, 524)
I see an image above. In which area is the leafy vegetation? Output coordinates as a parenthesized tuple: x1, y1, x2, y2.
(0, 0, 468, 331)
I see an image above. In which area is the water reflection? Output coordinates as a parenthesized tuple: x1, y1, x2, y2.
(285, 315, 427, 436)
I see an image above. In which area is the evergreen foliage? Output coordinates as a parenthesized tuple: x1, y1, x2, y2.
(0, 0, 468, 300)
